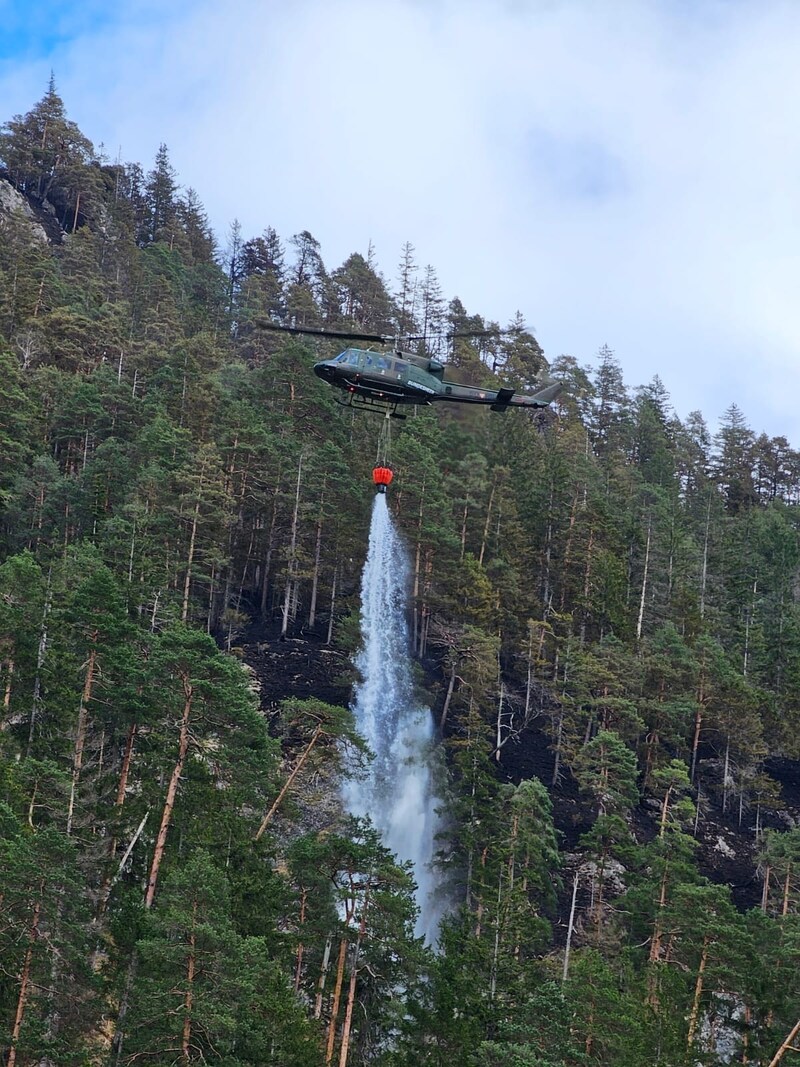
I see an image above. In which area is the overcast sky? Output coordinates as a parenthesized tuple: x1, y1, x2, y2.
(2, 0, 800, 440)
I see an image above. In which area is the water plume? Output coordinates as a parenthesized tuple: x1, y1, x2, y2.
(344, 494, 444, 943)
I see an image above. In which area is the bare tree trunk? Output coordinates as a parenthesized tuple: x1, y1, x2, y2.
(294, 889, 307, 992)
(67, 645, 97, 835)
(562, 871, 579, 983)
(254, 725, 323, 839)
(145, 686, 192, 909)
(495, 681, 505, 763)
(489, 869, 503, 1001)
(782, 864, 792, 917)
(690, 662, 707, 783)
(182, 496, 201, 623)
(762, 863, 771, 914)
(338, 891, 369, 1067)
(325, 937, 348, 1065)
(700, 492, 712, 618)
(260, 490, 279, 620)
(541, 484, 554, 606)
(658, 784, 673, 838)
(686, 937, 710, 1047)
(181, 898, 197, 1064)
(648, 863, 669, 965)
(636, 514, 652, 643)
(579, 527, 595, 645)
(115, 724, 138, 810)
(768, 1019, 800, 1067)
(308, 513, 324, 628)
(478, 474, 498, 568)
(439, 660, 457, 733)
(27, 569, 52, 756)
(282, 453, 304, 639)
(7, 898, 41, 1067)
(99, 812, 149, 915)
(743, 575, 758, 676)
(314, 938, 332, 1019)
(326, 567, 338, 645)
(2, 656, 14, 721)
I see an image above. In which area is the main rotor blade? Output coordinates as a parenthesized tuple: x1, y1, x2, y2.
(257, 321, 390, 344)
(447, 326, 526, 340)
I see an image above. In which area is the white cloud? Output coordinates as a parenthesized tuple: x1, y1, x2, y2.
(2, 0, 800, 439)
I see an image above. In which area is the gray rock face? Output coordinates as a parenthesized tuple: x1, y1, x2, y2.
(0, 178, 49, 244)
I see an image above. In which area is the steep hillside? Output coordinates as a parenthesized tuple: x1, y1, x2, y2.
(1, 84, 800, 1067)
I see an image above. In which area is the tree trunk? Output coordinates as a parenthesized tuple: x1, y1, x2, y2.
(7, 898, 41, 1067)
(294, 889, 307, 992)
(27, 570, 52, 756)
(690, 662, 707, 782)
(495, 681, 505, 762)
(281, 453, 304, 639)
(700, 492, 712, 618)
(768, 1019, 800, 1067)
(308, 514, 324, 628)
(686, 936, 710, 1047)
(489, 869, 503, 1001)
(338, 890, 369, 1067)
(314, 937, 332, 1019)
(260, 489, 279, 620)
(325, 937, 349, 1065)
(254, 725, 323, 839)
(181, 898, 197, 1064)
(2, 656, 14, 721)
(100, 811, 149, 915)
(658, 784, 673, 838)
(541, 484, 554, 606)
(562, 871, 579, 982)
(762, 863, 771, 914)
(782, 864, 792, 917)
(636, 514, 652, 642)
(326, 567, 338, 645)
(478, 474, 498, 568)
(579, 527, 595, 645)
(439, 660, 457, 733)
(182, 497, 201, 623)
(145, 685, 192, 908)
(67, 644, 97, 835)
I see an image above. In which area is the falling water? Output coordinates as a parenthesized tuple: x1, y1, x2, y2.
(343, 494, 444, 943)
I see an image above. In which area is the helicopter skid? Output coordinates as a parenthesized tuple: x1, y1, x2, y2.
(334, 391, 410, 418)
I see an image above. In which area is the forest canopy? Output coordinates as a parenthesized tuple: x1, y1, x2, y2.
(1, 83, 800, 1067)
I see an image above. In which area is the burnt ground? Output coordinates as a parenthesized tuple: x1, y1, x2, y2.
(238, 622, 800, 918)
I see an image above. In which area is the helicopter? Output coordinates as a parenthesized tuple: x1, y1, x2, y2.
(259, 321, 562, 418)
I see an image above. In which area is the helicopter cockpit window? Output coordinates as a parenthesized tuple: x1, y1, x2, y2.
(333, 353, 350, 363)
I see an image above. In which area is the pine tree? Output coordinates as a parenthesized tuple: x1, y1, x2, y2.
(142, 143, 179, 246)
(0, 76, 94, 207)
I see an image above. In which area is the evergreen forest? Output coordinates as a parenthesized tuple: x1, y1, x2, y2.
(1, 83, 800, 1067)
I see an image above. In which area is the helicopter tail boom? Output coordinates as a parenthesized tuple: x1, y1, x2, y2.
(436, 380, 562, 410)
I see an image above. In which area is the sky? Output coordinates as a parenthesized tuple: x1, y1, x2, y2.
(1, 0, 800, 440)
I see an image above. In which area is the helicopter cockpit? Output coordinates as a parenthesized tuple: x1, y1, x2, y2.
(333, 349, 363, 366)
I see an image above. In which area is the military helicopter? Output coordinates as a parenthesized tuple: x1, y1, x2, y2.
(259, 321, 562, 418)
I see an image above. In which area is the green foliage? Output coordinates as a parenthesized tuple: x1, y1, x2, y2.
(3, 83, 800, 1066)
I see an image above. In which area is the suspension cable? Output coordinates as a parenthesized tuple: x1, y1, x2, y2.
(375, 411, 392, 468)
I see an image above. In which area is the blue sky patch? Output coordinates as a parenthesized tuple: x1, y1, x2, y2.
(0, 0, 118, 59)
(527, 127, 629, 202)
